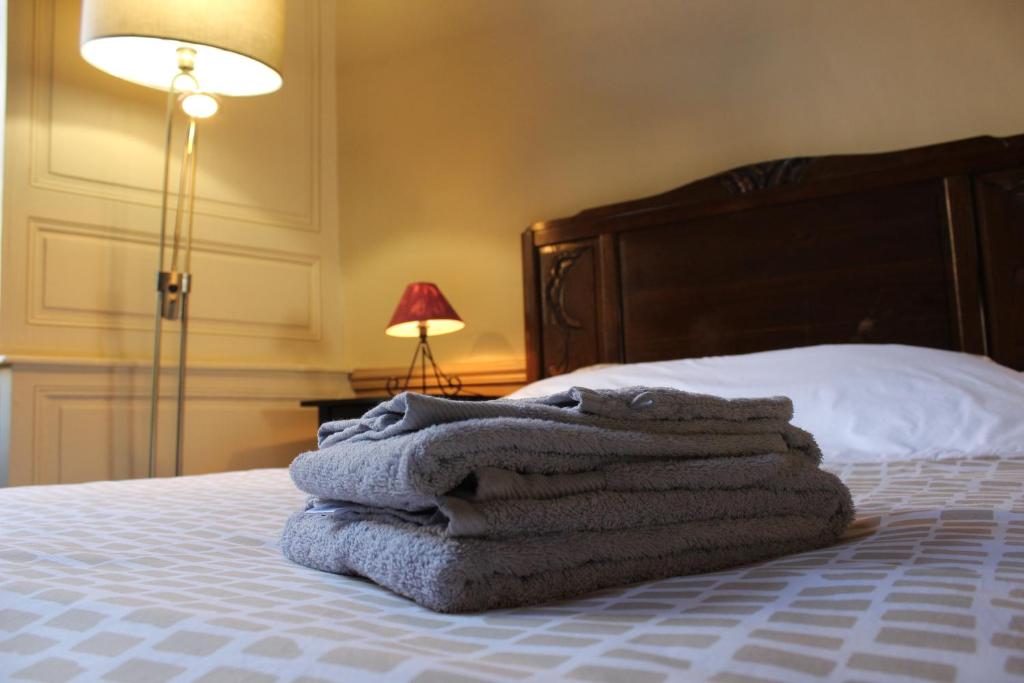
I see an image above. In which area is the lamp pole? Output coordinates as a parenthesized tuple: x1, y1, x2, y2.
(147, 51, 202, 478)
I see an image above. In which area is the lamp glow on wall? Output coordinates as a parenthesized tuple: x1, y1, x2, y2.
(385, 283, 465, 396)
(79, 0, 285, 478)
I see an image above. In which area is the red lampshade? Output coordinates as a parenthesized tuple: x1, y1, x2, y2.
(385, 282, 465, 338)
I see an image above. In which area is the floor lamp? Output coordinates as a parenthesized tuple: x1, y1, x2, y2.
(78, 0, 286, 477)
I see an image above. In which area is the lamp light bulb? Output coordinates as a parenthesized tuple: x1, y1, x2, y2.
(180, 92, 219, 119)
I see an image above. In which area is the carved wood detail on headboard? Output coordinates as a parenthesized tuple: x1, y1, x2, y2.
(543, 245, 590, 376)
(719, 157, 812, 195)
(522, 134, 1024, 381)
(545, 248, 588, 332)
(535, 242, 602, 377)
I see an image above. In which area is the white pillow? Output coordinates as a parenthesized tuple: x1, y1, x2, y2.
(508, 344, 1024, 461)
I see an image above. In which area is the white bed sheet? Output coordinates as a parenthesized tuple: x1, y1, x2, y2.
(3, 461, 1024, 683)
(509, 345, 1024, 462)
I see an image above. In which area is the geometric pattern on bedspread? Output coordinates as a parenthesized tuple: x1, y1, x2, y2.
(1, 458, 1023, 683)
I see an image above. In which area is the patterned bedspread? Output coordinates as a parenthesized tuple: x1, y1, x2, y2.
(2, 457, 1024, 683)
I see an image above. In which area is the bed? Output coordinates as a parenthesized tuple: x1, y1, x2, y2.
(4, 134, 1024, 683)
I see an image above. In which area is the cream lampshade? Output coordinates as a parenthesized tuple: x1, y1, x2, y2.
(79, 0, 285, 96)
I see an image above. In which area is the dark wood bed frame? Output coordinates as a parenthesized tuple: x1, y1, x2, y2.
(522, 134, 1024, 381)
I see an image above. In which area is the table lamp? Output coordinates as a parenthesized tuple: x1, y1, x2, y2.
(79, 0, 285, 478)
(385, 283, 465, 396)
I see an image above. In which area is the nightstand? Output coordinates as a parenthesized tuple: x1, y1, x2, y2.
(301, 395, 497, 425)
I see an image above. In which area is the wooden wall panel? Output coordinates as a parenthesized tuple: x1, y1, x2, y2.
(39, 0, 320, 231)
(0, 0, 348, 486)
(1, 0, 343, 366)
(3, 359, 347, 486)
(28, 219, 322, 339)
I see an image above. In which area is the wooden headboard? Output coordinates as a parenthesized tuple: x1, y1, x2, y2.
(522, 135, 1024, 381)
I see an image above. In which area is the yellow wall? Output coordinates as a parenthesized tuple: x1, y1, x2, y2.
(334, 0, 1024, 370)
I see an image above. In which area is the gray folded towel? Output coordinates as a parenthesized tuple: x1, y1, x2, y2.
(293, 388, 821, 512)
(318, 386, 797, 447)
(307, 452, 840, 538)
(281, 480, 853, 613)
(283, 387, 854, 612)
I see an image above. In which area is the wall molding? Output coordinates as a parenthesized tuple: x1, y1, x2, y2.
(25, 216, 324, 340)
(3, 355, 350, 486)
(349, 360, 528, 397)
(0, 353, 349, 379)
(0, 0, 343, 488)
(30, 384, 325, 484)
(27, 0, 323, 233)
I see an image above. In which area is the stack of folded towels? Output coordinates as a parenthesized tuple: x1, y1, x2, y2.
(282, 387, 853, 613)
